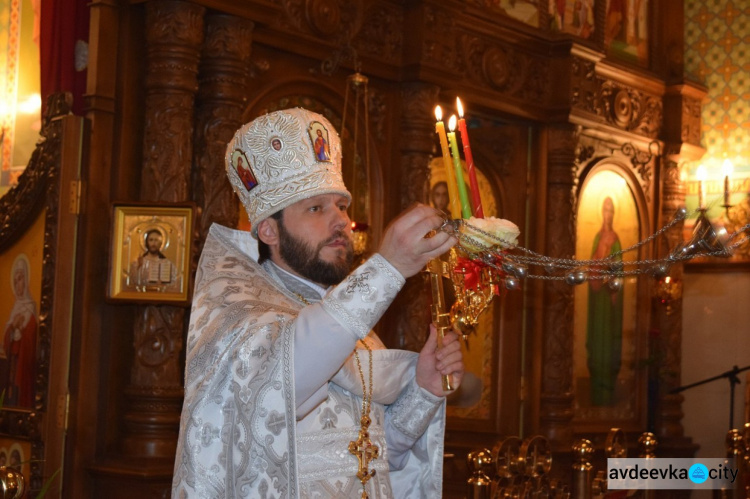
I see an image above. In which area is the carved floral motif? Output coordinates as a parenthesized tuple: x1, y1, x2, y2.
(353, 4, 402, 63)
(681, 96, 702, 146)
(142, 1, 205, 202)
(195, 14, 254, 240)
(571, 57, 663, 139)
(597, 82, 663, 138)
(457, 34, 548, 102)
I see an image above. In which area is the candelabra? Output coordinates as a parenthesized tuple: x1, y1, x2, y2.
(428, 207, 750, 339)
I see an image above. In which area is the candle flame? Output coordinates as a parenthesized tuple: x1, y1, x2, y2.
(696, 164, 707, 181)
(456, 97, 464, 118)
(665, 276, 671, 284)
(722, 159, 734, 177)
(448, 115, 457, 131)
(434, 105, 443, 121)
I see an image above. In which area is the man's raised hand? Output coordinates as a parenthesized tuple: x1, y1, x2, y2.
(378, 204, 456, 278)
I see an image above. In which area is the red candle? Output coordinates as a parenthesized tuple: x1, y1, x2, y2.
(448, 115, 473, 219)
(456, 97, 483, 218)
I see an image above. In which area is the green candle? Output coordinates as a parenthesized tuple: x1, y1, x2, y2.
(447, 115, 472, 219)
(434, 106, 462, 219)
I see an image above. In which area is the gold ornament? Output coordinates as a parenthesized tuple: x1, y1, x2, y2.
(349, 341, 378, 498)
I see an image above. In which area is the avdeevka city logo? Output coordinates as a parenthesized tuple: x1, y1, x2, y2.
(689, 463, 709, 484)
(608, 458, 736, 489)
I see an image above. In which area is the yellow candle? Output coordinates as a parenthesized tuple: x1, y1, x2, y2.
(448, 115, 472, 219)
(434, 106, 462, 219)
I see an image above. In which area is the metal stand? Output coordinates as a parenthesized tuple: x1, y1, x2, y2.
(671, 364, 750, 430)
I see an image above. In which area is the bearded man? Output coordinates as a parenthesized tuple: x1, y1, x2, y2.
(130, 228, 177, 291)
(173, 108, 464, 498)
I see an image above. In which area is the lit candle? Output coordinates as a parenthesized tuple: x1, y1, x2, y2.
(456, 97, 483, 218)
(435, 106, 462, 219)
(447, 115, 473, 219)
(696, 164, 706, 210)
(722, 159, 733, 207)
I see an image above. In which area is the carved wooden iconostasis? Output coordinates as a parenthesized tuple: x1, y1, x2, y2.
(53, 0, 707, 497)
(0, 94, 84, 497)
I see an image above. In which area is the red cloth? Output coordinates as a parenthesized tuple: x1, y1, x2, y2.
(454, 257, 484, 290)
(40, 0, 89, 115)
(454, 256, 505, 296)
(3, 314, 37, 408)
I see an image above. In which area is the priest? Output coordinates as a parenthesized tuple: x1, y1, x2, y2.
(173, 108, 463, 498)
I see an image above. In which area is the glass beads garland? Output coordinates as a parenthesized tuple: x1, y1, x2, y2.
(438, 208, 750, 287)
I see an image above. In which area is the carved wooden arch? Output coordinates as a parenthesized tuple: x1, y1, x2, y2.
(571, 156, 652, 431)
(577, 156, 653, 243)
(243, 79, 385, 246)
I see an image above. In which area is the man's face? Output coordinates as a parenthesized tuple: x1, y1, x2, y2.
(146, 232, 163, 254)
(275, 194, 353, 286)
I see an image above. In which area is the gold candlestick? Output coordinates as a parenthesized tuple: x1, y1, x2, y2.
(427, 258, 454, 392)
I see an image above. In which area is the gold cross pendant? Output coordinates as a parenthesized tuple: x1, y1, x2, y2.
(348, 415, 379, 498)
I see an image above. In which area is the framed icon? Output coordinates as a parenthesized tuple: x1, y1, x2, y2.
(108, 203, 194, 304)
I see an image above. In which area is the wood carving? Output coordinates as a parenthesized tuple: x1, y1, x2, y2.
(456, 33, 549, 103)
(681, 96, 702, 146)
(353, 3, 403, 63)
(398, 83, 438, 209)
(539, 125, 578, 445)
(653, 158, 687, 438)
(571, 57, 663, 139)
(306, 0, 363, 38)
(598, 82, 663, 138)
(571, 56, 599, 113)
(367, 87, 387, 141)
(123, 0, 205, 460)
(142, 0, 205, 203)
(394, 83, 439, 351)
(194, 14, 254, 242)
(422, 5, 461, 73)
(0, 94, 70, 251)
(0, 92, 71, 494)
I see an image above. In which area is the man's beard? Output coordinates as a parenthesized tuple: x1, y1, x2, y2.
(277, 221, 354, 286)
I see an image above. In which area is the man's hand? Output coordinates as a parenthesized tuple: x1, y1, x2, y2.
(378, 204, 456, 278)
(416, 324, 465, 397)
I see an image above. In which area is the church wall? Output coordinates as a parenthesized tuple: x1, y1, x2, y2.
(681, 0, 750, 476)
(682, 271, 750, 460)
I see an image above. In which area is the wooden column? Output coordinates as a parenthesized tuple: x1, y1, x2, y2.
(651, 81, 705, 455)
(653, 154, 687, 438)
(539, 123, 578, 449)
(122, 0, 205, 459)
(391, 82, 439, 351)
(193, 14, 254, 241)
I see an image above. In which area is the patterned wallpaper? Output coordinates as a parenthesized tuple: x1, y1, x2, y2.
(684, 0, 750, 206)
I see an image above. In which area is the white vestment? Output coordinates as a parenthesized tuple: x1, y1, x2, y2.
(172, 224, 446, 498)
